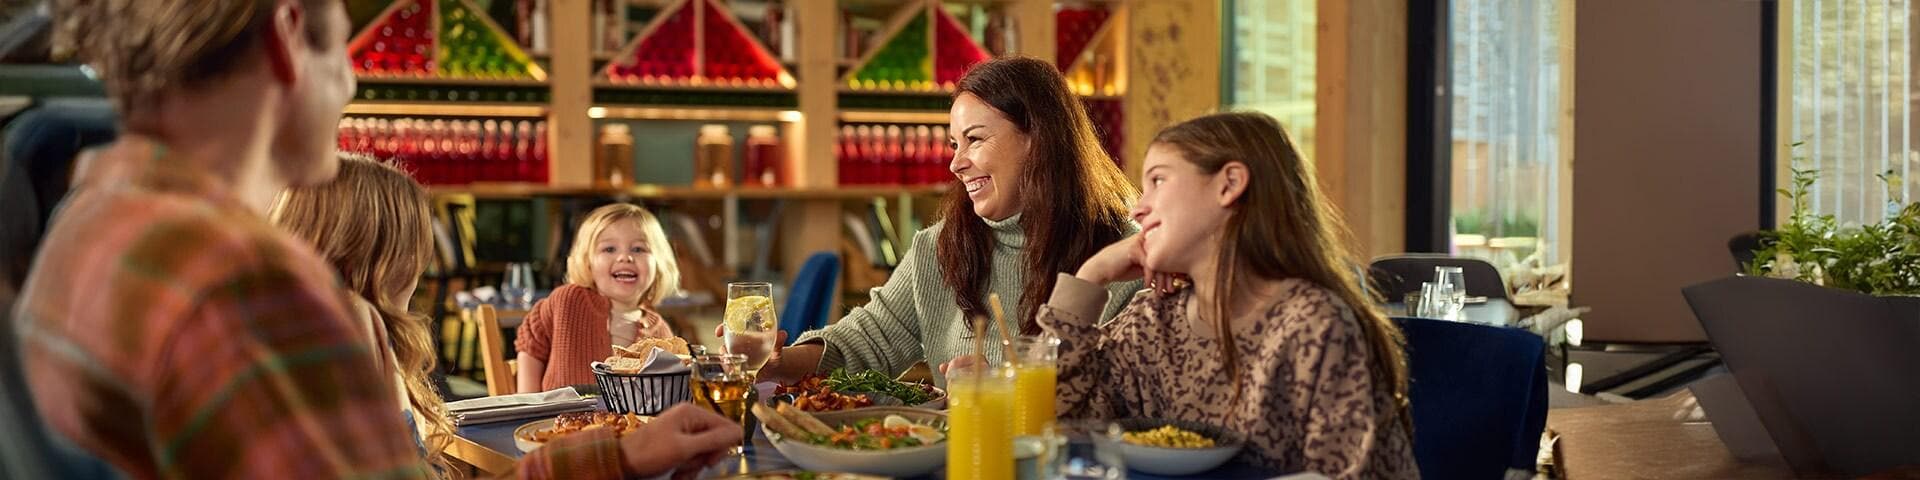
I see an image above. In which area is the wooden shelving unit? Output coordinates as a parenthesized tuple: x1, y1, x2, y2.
(344, 102, 549, 118)
(346, 0, 1135, 314)
(837, 109, 952, 124)
(431, 183, 948, 200)
(355, 76, 551, 88)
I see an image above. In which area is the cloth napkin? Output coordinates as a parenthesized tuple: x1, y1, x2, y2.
(446, 386, 599, 425)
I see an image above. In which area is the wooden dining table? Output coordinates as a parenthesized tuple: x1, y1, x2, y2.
(1549, 391, 1920, 479)
(448, 407, 1287, 479)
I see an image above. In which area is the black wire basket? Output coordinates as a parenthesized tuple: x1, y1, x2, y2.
(591, 363, 693, 415)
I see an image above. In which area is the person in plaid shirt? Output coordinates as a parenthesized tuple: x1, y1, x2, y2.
(13, 1, 739, 478)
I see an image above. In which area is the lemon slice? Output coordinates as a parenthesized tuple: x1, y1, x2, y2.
(908, 425, 944, 444)
(882, 415, 912, 429)
(724, 295, 774, 331)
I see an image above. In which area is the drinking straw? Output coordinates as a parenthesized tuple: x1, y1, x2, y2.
(987, 293, 1015, 359)
(969, 313, 989, 382)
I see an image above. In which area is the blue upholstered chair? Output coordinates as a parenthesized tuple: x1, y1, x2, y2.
(779, 252, 841, 345)
(1396, 316, 1548, 479)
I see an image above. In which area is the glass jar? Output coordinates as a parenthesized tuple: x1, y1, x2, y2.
(595, 123, 634, 187)
(696, 124, 735, 188)
(743, 125, 783, 187)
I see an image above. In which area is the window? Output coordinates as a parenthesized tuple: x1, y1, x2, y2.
(1224, 0, 1316, 160)
(1447, 0, 1567, 270)
(1782, 0, 1918, 225)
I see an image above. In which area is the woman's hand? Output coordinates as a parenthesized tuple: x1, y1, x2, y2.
(1074, 234, 1177, 293)
(939, 354, 985, 380)
(619, 404, 743, 479)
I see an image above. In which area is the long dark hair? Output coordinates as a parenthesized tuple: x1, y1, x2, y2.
(937, 57, 1136, 333)
(1152, 112, 1410, 423)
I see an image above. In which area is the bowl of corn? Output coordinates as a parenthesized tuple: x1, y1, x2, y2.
(1098, 418, 1245, 476)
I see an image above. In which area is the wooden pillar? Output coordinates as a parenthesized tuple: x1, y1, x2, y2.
(1123, 0, 1221, 180)
(783, 0, 843, 305)
(1556, 0, 1577, 269)
(548, 0, 594, 186)
(1316, 0, 1407, 258)
(1010, 0, 1056, 61)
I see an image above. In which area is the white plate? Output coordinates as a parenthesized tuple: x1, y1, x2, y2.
(512, 419, 557, 452)
(513, 414, 655, 452)
(761, 407, 949, 478)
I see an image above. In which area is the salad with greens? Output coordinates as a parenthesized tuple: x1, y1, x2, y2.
(822, 369, 939, 406)
(812, 415, 946, 450)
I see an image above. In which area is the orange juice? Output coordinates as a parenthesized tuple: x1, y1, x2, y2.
(948, 369, 1016, 480)
(1012, 364, 1057, 436)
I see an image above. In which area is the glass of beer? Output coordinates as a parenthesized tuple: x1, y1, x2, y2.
(693, 353, 752, 454)
(723, 282, 779, 374)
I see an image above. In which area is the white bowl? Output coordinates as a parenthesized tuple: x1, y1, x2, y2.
(761, 407, 948, 478)
(1101, 418, 1245, 476)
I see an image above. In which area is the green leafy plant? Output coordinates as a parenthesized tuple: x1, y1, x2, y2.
(1746, 158, 1920, 295)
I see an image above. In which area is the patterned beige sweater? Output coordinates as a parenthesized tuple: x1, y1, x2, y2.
(1039, 273, 1419, 480)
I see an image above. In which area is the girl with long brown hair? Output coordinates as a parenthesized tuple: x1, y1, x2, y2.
(270, 156, 457, 474)
(1046, 112, 1417, 479)
(756, 57, 1141, 385)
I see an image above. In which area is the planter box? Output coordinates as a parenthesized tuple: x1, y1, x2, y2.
(1681, 276, 1920, 477)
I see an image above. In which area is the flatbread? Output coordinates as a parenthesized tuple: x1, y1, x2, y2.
(603, 356, 649, 374)
(627, 336, 691, 356)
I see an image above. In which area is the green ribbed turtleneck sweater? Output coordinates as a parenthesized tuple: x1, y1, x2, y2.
(795, 215, 1141, 386)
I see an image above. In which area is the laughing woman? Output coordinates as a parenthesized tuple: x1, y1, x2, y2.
(756, 57, 1142, 385)
(1044, 112, 1418, 479)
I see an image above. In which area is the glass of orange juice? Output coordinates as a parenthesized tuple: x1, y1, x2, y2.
(948, 362, 1016, 480)
(1006, 335, 1060, 437)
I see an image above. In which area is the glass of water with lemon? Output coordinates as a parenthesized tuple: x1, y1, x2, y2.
(723, 282, 778, 375)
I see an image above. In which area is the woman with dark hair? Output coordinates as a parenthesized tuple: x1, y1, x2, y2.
(756, 57, 1142, 385)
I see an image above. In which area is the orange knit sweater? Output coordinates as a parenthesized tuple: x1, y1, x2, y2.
(515, 284, 623, 391)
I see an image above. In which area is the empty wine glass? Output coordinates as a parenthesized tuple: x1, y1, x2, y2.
(501, 263, 534, 309)
(1434, 266, 1466, 319)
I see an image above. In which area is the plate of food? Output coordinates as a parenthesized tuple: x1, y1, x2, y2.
(513, 411, 652, 452)
(1097, 418, 1245, 476)
(710, 471, 887, 480)
(754, 403, 948, 477)
(774, 369, 947, 412)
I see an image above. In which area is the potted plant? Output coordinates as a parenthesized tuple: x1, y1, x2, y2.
(1743, 167, 1920, 294)
(1681, 165, 1920, 477)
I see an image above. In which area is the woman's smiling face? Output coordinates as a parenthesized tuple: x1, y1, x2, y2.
(947, 92, 1031, 221)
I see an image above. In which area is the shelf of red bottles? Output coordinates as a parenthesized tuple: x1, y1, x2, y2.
(338, 116, 549, 185)
(836, 123, 953, 186)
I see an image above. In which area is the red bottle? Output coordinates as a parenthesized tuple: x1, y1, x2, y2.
(834, 125, 852, 185)
(395, 118, 419, 177)
(852, 125, 873, 185)
(900, 126, 920, 186)
(885, 126, 905, 186)
(531, 122, 550, 183)
(514, 120, 534, 182)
